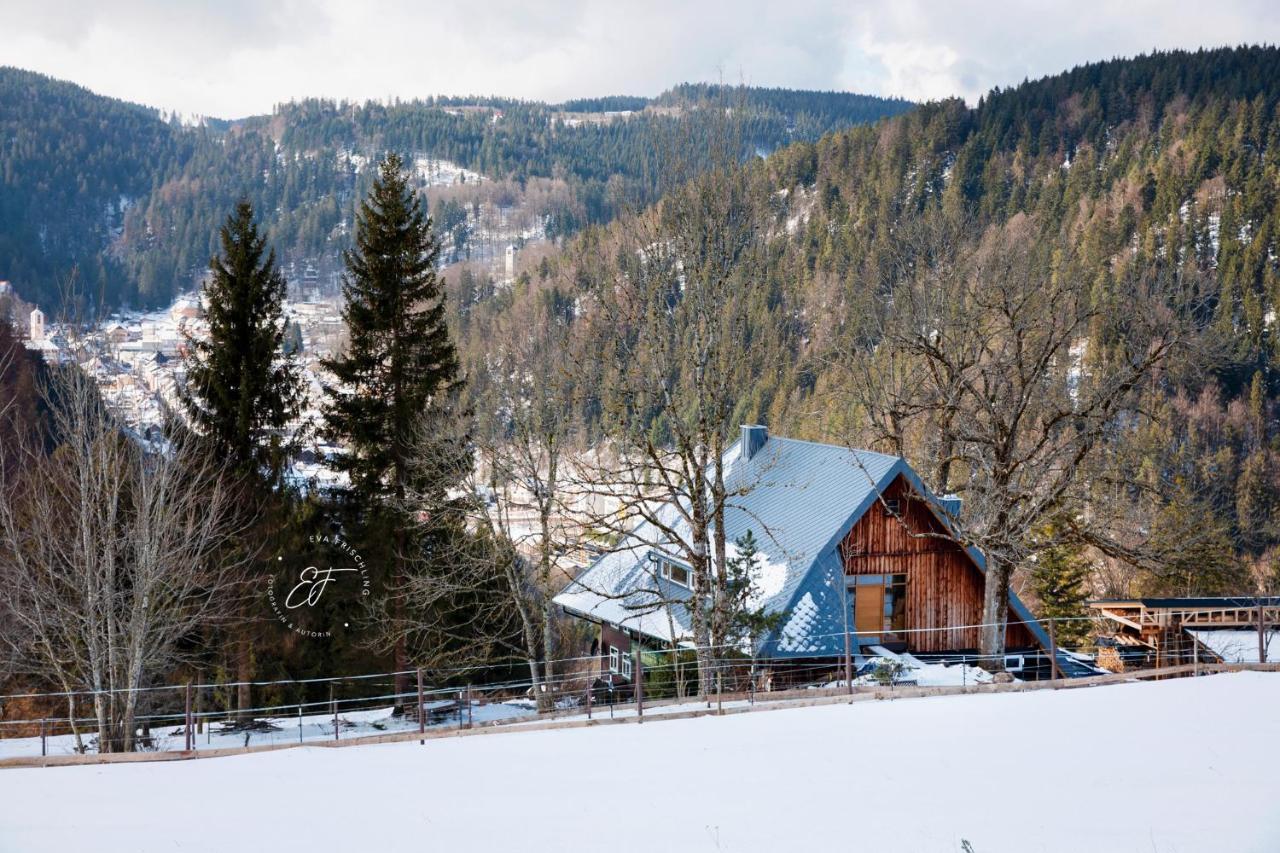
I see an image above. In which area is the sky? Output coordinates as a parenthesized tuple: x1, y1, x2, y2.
(2, 0, 1280, 119)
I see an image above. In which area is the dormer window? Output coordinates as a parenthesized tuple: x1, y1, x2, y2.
(882, 498, 902, 516)
(649, 552, 691, 588)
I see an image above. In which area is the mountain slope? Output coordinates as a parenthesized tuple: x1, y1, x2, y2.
(0, 71, 911, 309)
(463, 46, 1280, 595)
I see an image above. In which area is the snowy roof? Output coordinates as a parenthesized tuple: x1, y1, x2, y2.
(555, 428, 1049, 656)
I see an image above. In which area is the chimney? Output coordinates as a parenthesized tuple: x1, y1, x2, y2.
(741, 424, 768, 461)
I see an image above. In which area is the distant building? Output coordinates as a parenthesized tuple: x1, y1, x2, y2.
(170, 298, 200, 323)
(29, 307, 45, 342)
(505, 244, 516, 280)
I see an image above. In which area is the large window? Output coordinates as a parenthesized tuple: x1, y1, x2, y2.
(608, 646, 620, 673)
(850, 574, 907, 641)
(621, 652, 633, 679)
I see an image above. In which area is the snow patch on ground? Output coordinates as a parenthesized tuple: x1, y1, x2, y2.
(1, 673, 1277, 852)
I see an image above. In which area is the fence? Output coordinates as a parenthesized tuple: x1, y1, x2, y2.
(0, 614, 1272, 764)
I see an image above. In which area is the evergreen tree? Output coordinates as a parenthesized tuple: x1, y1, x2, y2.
(322, 152, 462, 506)
(181, 199, 304, 718)
(183, 199, 303, 486)
(322, 153, 465, 690)
(1029, 542, 1093, 649)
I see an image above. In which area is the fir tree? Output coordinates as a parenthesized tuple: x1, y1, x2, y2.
(322, 152, 462, 506)
(1029, 542, 1093, 649)
(183, 199, 303, 486)
(322, 153, 466, 690)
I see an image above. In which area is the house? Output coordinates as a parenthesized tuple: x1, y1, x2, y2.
(1090, 597, 1280, 669)
(554, 425, 1076, 690)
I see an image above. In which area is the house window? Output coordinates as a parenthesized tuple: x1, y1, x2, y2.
(650, 552, 691, 588)
(850, 574, 908, 641)
(882, 498, 902, 516)
(608, 646, 620, 673)
(621, 652, 633, 679)
(664, 562, 691, 588)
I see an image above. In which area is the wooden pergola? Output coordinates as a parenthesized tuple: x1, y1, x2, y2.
(1089, 597, 1280, 668)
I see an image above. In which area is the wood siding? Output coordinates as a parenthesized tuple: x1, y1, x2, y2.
(841, 476, 1035, 653)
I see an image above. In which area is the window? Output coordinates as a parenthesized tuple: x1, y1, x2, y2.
(850, 574, 908, 640)
(1004, 655, 1024, 673)
(650, 552, 691, 588)
(664, 562, 691, 588)
(608, 646, 620, 673)
(621, 652, 633, 679)
(882, 498, 902, 516)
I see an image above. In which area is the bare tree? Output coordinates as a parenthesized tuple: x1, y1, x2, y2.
(0, 359, 247, 752)
(571, 106, 767, 693)
(839, 213, 1200, 664)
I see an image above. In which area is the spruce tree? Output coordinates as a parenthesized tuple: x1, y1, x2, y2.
(1030, 542, 1093, 649)
(183, 199, 303, 485)
(182, 199, 303, 718)
(322, 153, 465, 691)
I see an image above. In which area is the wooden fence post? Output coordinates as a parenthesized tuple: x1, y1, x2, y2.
(635, 649, 643, 723)
(417, 668, 425, 745)
(40, 718, 47, 757)
(184, 682, 192, 751)
(1048, 620, 1062, 683)
(331, 684, 338, 742)
(465, 685, 473, 729)
(1259, 601, 1267, 665)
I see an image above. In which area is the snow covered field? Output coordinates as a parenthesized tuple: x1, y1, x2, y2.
(1, 672, 1277, 853)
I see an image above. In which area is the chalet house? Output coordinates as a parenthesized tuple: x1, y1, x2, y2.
(555, 425, 1074, 690)
(1090, 597, 1280, 670)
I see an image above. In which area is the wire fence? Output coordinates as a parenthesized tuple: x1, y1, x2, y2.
(0, 613, 1272, 760)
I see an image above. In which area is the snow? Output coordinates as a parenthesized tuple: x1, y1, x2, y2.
(1, 673, 1277, 852)
(0, 702, 534, 761)
(1189, 629, 1280, 664)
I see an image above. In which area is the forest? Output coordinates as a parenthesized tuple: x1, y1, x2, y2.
(0, 68, 911, 310)
(456, 45, 1280, 606)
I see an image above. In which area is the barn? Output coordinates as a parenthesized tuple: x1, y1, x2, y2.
(554, 425, 1074, 689)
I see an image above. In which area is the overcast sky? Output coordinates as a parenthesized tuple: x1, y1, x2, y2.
(3, 1, 1280, 119)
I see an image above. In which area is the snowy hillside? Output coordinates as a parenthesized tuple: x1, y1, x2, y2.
(1, 673, 1277, 852)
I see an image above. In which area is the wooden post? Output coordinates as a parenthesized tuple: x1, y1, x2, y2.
(1193, 634, 1200, 676)
(634, 649, 643, 723)
(195, 681, 203, 735)
(1048, 620, 1062, 683)
(331, 684, 338, 742)
(298, 702, 303, 744)
(465, 685, 473, 729)
(1259, 601, 1267, 664)
(586, 681, 593, 719)
(417, 668, 425, 745)
(716, 665, 723, 716)
(184, 682, 192, 751)
(40, 718, 46, 757)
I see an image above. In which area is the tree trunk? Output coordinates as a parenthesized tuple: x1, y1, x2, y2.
(236, 631, 252, 721)
(979, 557, 1012, 668)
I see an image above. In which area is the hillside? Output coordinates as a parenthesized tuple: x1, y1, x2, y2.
(458, 46, 1280, 598)
(0, 68, 911, 310)
(1, 673, 1276, 852)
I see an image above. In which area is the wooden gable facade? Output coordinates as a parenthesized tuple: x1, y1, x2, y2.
(840, 475, 1035, 653)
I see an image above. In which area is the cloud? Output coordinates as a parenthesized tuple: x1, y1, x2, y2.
(1, 0, 1278, 117)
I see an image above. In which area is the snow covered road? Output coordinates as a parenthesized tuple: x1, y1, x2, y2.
(0, 672, 1276, 853)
